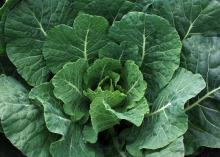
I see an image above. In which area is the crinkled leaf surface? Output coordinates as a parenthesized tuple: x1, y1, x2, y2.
(29, 83, 71, 136)
(43, 14, 109, 73)
(50, 123, 104, 157)
(74, 0, 139, 23)
(89, 60, 148, 132)
(99, 41, 142, 67)
(144, 137, 184, 157)
(28, 82, 102, 157)
(0, 75, 55, 157)
(85, 58, 122, 88)
(4, 0, 76, 86)
(182, 35, 220, 154)
(126, 68, 205, 156)
(109, 12, 181, 100)
(52, 59, 88, 121)
(85, 88, 127, 108)
(143, 0, 220, 39)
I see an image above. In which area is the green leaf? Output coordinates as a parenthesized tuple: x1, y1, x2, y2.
(4, 0, 76, 86)
(0, 0, 20, 54)
(143, 0, 220, 39)
(182, 35, 220, 154)
(74, 0, 139, 23)
(126, 68, 205, 156)
(90, 97, 149, 133)
(83, 124, 98, 144)
(109, 12, 181, 101)
(144, 137, 184, 157)
(52, 59, 88, 121)
(28, 82, 102, 156)
(122, 60, 147, 107)
(84, 58, 122, 88)
(0, 75, 55, 157)
(99, 41, 142, 66)
(43, 14, 109, 73)
(29, 83, 71, 136)
(84, 88, 127, 108)
(50, 123, 104, 157)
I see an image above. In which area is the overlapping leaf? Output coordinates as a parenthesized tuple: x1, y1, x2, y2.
(109, 12, 181, 100)
(182, 35, 220, 154)
(141, 0, 220, 39)
(43, 14, 109, 73)
(52, 59, 88, 121)
(126, 68, 205, 156)
(0, 75, 55, 157)
(4, 0, 76, 86)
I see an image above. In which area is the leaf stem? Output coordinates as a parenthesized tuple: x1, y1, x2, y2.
(185, 86, 220, 112)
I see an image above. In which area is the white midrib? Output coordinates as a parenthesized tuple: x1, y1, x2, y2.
(147, 102, 172, 117)
(31, 11, 47, 37)
(185, 86, 220, 112)
(65, 80, 82, 96)
(142, 28, 146, 61)
(83, 29, 90, 60)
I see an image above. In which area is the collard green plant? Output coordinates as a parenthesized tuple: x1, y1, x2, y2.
(1, 0, 220, 157)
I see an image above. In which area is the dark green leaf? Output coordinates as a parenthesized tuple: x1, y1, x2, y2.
(182, 35, 220, 154)
(142, 0, 220, 39)
(5, 0, 76, 86)
(99, 41, 142, 66)
(0, 75, 55, 157)
(43, 14, 109, 73)
(52, 59, 88, 121)
(126, 68, 205, 156)
(109, 12, 181, 101)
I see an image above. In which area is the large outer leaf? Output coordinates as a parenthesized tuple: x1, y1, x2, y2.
(29, 83, 71, 136)
(182, 35, 220, 154)
(142, 0, 220, 39)
(29, 83, 103, 157)
(109, 12, 181, 100)
(74, 0, 139, 23)
(43, 14, 109, 73)
(126, 68, 205, 156)
(144, 137, 184, 157)
(0, 0, 20, 54)
(4, 0, 76, 86)
(0, 75, 55, 157)
(52, 59, 88, 121)
(50, 123, 104, 157)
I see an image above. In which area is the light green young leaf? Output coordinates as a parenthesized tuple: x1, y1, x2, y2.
(84, 58, 122, 88)
(29, 83, 71, 136)
(109, 12, 181, 101)
(4, 0, 76, 86)
(122, 60, 147, 107)
(144, 137, 184, 157)
(126, 68, 205, 156)
(99, 41, 142, 66)
(50, 123, 104, 157)
(43, 14, 109, 73)
(84, 88, 127, 108)
(182, 35, 220, 154)
(143, 0, 220, 39)
(90, 97, 148, 133)
(52, 59, 88, 121)
(0, 75, 55, 157)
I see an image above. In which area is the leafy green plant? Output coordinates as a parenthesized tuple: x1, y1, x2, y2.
(1, 0, 220, 157)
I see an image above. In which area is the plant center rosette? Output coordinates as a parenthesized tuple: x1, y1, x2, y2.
(52, 58, 149, 136)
